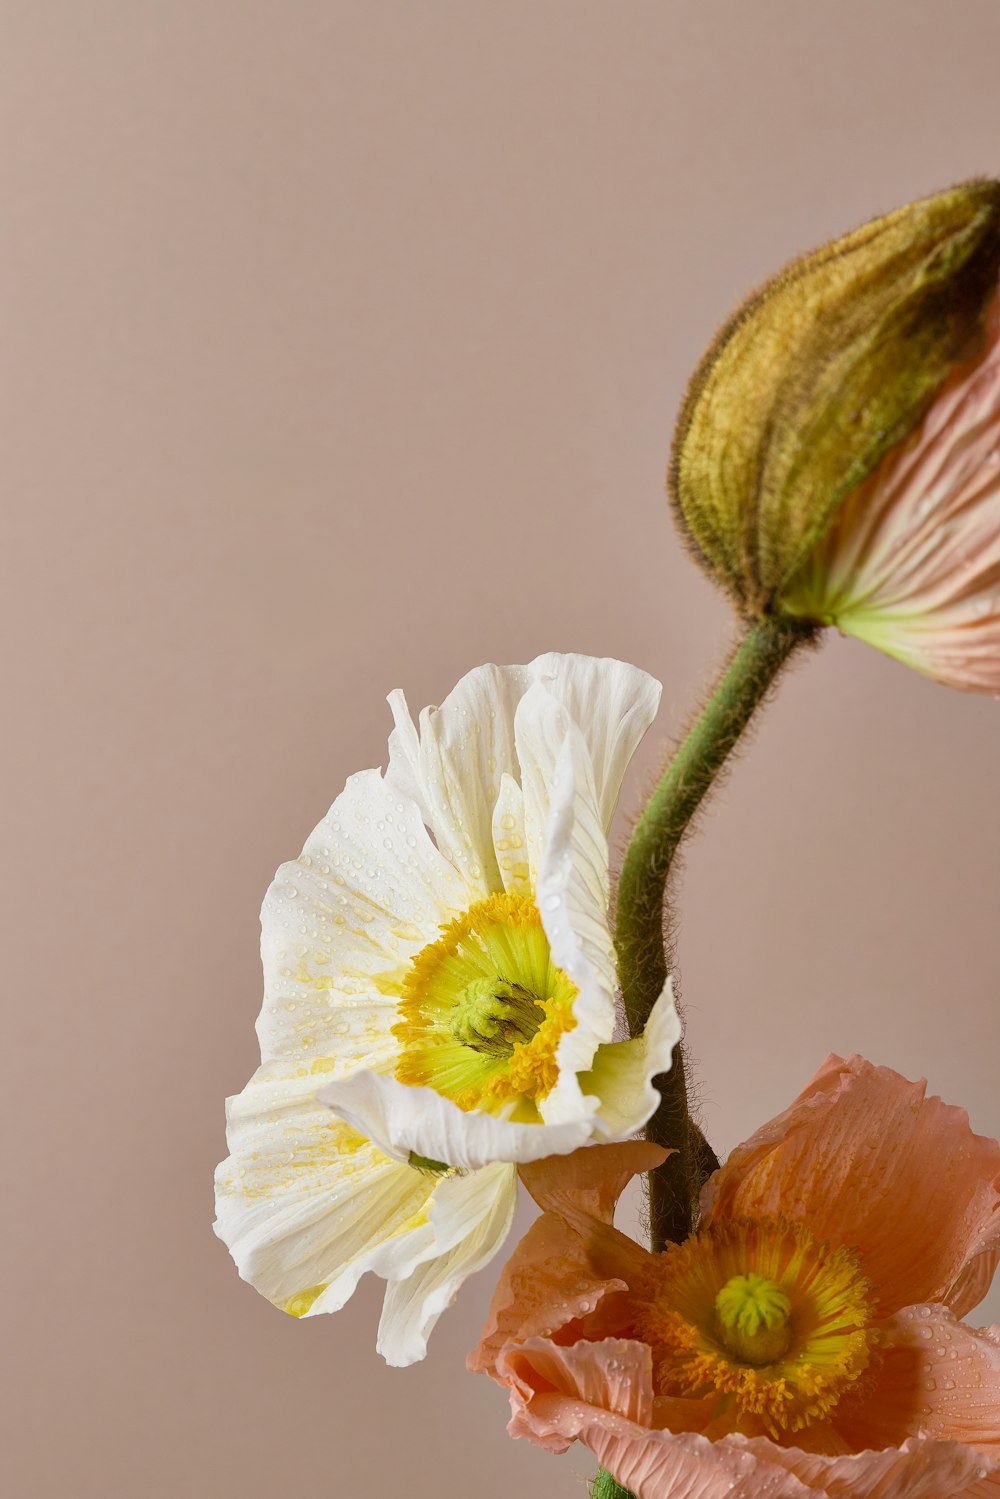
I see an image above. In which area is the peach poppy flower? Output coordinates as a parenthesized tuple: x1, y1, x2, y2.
(471, 1056, 1000, 1497)
(783, 289, 1000, 695)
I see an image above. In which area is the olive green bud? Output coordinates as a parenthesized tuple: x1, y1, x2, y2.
(670, 180, 1000, 618)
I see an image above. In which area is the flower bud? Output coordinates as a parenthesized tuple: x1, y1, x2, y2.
(670, 181, 1000, 682)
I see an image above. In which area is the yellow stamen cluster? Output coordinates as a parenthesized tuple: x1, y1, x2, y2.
(393, 891, 578, 1115)
(627, 1216, 876, 1437)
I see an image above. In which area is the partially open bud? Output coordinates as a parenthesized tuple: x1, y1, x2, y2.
(671, 181, 1000, 692)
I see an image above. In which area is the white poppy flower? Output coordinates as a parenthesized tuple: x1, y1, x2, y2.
(214, 654, 680, 1365)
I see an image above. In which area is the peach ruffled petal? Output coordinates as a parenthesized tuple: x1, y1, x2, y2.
(584, 1428, 813, 1499)
(472, 1145, 669, 1379)
(739, 1435, 998, 1498)
(952, 1250, 1000, 1321)
(702, 1054, 1000, 1315)
(519, 1139, 669, 1222)
(496, 1337, 998, 1499)
(835, 1306, 1000, 1456)
(498, 1338, 807, 1495)
(502, 1335, 655, 1431)
(469, 1209, 629, 1378)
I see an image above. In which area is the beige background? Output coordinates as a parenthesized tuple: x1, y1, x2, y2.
(3, 4, 999, 1495)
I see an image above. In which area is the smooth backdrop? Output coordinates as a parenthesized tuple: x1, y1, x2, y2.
(3, 4, 999, 1496)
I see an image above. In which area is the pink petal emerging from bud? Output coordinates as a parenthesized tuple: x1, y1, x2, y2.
(787, 291, 1000, 694)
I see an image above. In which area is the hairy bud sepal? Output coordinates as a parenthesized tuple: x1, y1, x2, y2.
(670, 180, 1000, 616)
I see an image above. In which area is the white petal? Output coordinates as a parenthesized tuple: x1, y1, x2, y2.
(384, 664, 535, 897)
(385, 688, 431, 823)
(491, 771, 531, 895)
(318, 1069, 596, 1169)
(582, 979, 682, 1139)
(383, 655, 661, 895)
(524, 653, 661, 827)
(257, 767, 469, 1065)
(533, 726, 621, 1123)
(514, 680, 574, 884)
(214, 1064, 436, 1313)
(376, 1162, 518, 1366)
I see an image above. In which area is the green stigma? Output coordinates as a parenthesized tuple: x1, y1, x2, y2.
(715, 1272, 793, 1365)
(448, 977, 543, 1056)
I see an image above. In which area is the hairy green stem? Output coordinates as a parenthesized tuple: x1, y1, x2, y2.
(615, 616, 814, 1249)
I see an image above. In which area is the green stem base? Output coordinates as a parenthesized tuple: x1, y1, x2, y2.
(592, 1467, 636, 1499)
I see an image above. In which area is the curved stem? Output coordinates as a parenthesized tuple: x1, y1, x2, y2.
(615, 616, 815, 1248)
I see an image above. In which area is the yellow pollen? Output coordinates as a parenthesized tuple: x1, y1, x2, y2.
(626, 1216, 877, 1438)
(392, 891, 578, 1115)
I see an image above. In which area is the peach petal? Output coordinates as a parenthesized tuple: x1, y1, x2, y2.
(498, 1339, 808, 1496)
(485, 1306, 998, 1496)
(701, 1054, 1000, 1315)
(952, 1251, 1000, 1322)
(585, 1427, 814, 1498)
(519, 1139, 669, 1223)
(501, 1336, 655, 1429)
(740, 1435, 997, 1498)
(835, 1306, 1000, 1456)
(469, 1209, 628, 1378)
(492, 1325, 998, 1496)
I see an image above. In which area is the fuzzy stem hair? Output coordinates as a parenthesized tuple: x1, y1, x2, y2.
(615, 615, 817, 1248)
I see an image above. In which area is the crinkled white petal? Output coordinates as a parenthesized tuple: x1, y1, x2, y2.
(376, 1162, 518, 1366)
(581, 978, 682, 1139)
(530, 721, 621, 1123)
(214, 1064, 437, 1313)
(524, 653, 661, 827)
(514, 680, 574, 884)
(257, 767, 470, 1065)
(492, 771, 531, 895)
(318, 1069, 597, 1169)
(385, 666, 533, 897)
(385, 654, 660, 894)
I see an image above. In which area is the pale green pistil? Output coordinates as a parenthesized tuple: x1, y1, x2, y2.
(448, 977, 543, 1057)
(714, 1272, 793, 1365)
